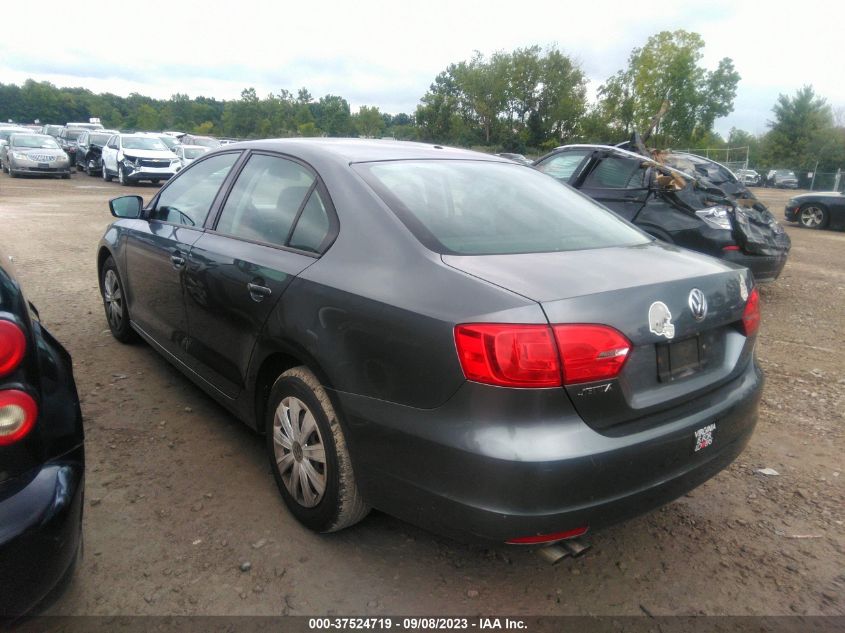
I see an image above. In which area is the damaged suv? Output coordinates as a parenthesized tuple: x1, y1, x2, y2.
(534, 145, 790, 283)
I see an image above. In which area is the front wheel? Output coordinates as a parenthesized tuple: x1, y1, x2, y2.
(102, 164, 113, 182)
(118, 166, 129, 186)
(100, 257, 137, 343)
(266, 366, 370, 533)
(798, 204, 828, 230)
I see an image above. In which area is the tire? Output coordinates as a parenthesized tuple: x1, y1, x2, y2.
(798, 204, 829, 230)
(102, 164, 112, 182)
(61, 173, 70, 179)
(100, 257, 137, 343)
(118, 166, 129, 186)
(86, 160, 95, 177)
(266, 366, 369, 533)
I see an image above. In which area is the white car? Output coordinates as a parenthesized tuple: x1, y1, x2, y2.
(101, 134, 180, 185)
(173, 144, 210, 170)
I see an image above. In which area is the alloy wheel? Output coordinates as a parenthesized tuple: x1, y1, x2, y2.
(272, 396, 327, 508)
(800, 206, 824, 228)
(103, 269, 123, 330)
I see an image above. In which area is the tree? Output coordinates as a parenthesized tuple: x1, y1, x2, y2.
(354, 106, 385, 138)
(762, 86, 834, 171)
(596, 30, 740, 146)
(313, 95, 352, 136)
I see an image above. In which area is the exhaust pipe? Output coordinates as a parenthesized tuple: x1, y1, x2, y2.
(536, 544, 570, 565)
(561, 538, 590, 557)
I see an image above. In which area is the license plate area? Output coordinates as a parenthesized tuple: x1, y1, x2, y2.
(656, 335, 703, 382)
(38, 163, 50, 169)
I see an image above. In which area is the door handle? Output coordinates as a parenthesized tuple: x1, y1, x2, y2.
(247, 282, 272, 302)
(170, 254, 186, 268)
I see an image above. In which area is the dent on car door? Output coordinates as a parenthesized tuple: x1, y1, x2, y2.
(183, 152, 335, 398)
(123, 152, 241, 361)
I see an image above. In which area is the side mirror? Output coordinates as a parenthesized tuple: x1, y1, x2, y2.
(109, 195, 143, 219)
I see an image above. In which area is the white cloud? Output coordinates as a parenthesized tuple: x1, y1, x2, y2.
(1, 0, 843, 135)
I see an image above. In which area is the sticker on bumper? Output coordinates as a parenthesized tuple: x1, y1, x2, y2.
(694, 423, 716, 452)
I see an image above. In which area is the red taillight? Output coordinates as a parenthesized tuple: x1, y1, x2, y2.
(454, 323, 632, 388)
(741, 287, 761, 337)
(0, 320, 26, 376)
(0, 390, 38, 446)
(722, 245, 741, 251)
(454, 324, 561, 387)
(506, 525, 589, 545)
(553, 324, 631, 384)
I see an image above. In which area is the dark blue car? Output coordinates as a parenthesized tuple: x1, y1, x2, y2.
(0, 246, 84, 619)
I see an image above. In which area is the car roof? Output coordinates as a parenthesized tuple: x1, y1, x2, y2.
(222, 138, 504, 164)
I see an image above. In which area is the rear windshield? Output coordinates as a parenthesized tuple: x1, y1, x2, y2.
(90, 133, 112, 145)
(356, 160, 649, 255)
(62, 129, 83, 140)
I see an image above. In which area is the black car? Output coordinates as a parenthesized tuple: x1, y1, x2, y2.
(57, 127, 86, 167)
(534, 145, 790, 283)
(0, 246, 84, 618)
(785, 191, 845, 230)
(98, 139, 762, 544)
(76, 129, 119, 176)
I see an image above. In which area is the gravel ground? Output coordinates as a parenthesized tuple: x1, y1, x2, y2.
(0, 173, 842, 616)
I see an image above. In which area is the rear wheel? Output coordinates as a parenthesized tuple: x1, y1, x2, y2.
(266, 366, 369, 533)
(100, 257, 137, 343)
(798, 204, 828, 230)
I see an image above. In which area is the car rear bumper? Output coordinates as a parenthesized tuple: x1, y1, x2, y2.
(336, 359, 763, 543)
(0, 448, 84, 618)
(722, 250, 788, 283)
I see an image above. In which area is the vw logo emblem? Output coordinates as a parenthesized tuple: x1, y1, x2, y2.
(688, 288, 707, 321)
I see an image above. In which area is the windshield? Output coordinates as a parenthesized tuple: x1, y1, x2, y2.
(184, 147, 208, 159)
(777, 170, 796, 178)
(357, 160, 649, 255)
(63, 130, 84, 141)
(12, 134, 60, 149)
(158, 136, 178, 149)
(123, 137, 168, 151)
(44, 125, 63, 135)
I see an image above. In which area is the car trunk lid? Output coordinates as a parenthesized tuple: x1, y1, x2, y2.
(443, 241, 756, 432)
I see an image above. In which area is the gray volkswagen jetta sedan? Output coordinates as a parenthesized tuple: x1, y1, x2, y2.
(97, 139, 762, 544)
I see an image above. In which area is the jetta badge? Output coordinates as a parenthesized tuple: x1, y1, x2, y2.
(648, 301, 675, 339)
(688, 288, 708, 321)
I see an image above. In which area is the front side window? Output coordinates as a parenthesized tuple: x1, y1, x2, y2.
(214, 154, 315, 248)
(582, 156, 645, 189)
(149, 153, 240, 226)
(357, 160, 649, 255)
(535, 151, 588, 181)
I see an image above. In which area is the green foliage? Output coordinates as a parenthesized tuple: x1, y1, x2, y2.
(354, 106, 385, 138)
(761, 86, 837, 171)
(416, 46, 587, 150)
(596, 30, 740, 146)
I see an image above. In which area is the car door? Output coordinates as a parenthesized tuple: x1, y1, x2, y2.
(573, 153, 651, 222)
(103, 135, 119, 172)
(182, 152, 336, 398)
(122, 152, 242, 362)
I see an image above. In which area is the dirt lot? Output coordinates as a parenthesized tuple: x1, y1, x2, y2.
(0, 174, 842, 617)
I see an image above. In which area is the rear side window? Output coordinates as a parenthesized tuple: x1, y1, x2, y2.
(215, 154, 315, 248)
(150, 153, 239, 226)
(536, 151, 588, 181)
(356, 160, 649, 255)
(582, 157, 643, 189)
(288, 190, 331, 253)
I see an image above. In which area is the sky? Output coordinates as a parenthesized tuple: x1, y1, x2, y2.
(1, 0, 843, 139)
